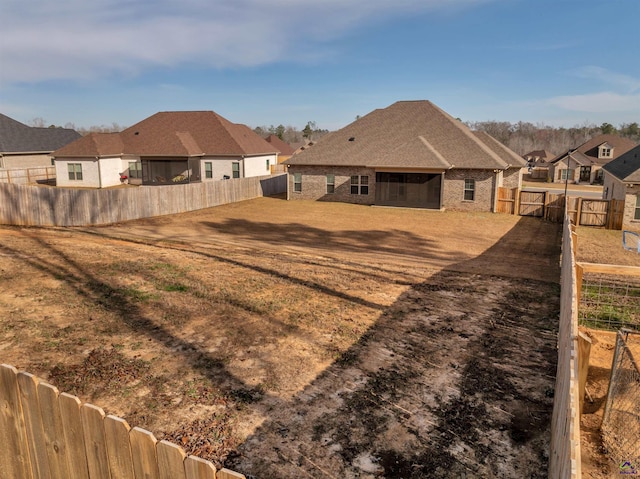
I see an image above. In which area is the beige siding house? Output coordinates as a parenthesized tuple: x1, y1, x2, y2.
(53, 111, 278, 188)
(284, 101, 526, 212)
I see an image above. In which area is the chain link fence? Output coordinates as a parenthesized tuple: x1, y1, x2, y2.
(578, 274, 640, 331)
(601, 330, 640, 471)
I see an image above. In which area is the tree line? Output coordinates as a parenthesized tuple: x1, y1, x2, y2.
(466, 121, 639, 156)
(30, 116, 638, 156)
(252, 121, 330, 144)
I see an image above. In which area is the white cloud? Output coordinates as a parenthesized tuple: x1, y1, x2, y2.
(0, 0, 486, 84)
(546, 91, 640, 113)
(574, 66, 640, 93)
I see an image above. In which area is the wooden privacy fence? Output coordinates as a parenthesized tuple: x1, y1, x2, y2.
(0, 166, 56, 185)
(0, 174, 287, 227)
(0, 364, 245, 479)
(549, 214, 582, 479)
(497, 187, 624, 229)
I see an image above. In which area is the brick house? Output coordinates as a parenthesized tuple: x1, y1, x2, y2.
(548, 134, 637, 185)
(284, 101, 526, 212)
(0, 113, 81, 169)
(602, 144, 640, 230)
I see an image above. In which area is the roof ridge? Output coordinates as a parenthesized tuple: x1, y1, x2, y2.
(416, 135, 453, 168)
(425, 102, 509, 168)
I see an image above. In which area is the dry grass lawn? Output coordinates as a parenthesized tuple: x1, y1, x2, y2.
(0, 197, 565, 478)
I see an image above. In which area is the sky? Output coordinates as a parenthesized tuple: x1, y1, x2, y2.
(1, 0, 639, 132)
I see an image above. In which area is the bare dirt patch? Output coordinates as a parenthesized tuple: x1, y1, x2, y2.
(0, 198, 561, 477)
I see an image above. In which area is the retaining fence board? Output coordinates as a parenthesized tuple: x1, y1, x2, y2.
(184, 456, 217, 479)
(37, 382, 71, 479)
(0, 365, 33, 479)
(130, 427, 160, 479)
(81, 404, 111, 479)
(59, 393, 90, 479)
(18, 372, 51, 479)
(105, 416, 136, 479)
(157, 440, 187, 479)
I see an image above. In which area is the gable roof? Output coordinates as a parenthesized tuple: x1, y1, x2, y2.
(53, 111, 277, 158)
(524, 150, 555, 163)
(602, 144, 640, 183)
(0, 113, 82, 153)
(551, 134, 637, 166)
(285, 101, 526, 170)
(265, 135, 295, 155)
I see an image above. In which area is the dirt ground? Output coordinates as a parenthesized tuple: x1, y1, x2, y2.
(0, 197, 566, 477)
(575, 229, 640, 479)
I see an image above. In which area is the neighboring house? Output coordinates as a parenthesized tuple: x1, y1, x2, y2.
(523, 149, 555, 180)
(0, 114, 81, 169)
(283, 100, 526, 212)
(52, 111, 278, 188)
(602, 144, 640, 229)
(265, 135, 295, 163)
(549, 134, 637, 185)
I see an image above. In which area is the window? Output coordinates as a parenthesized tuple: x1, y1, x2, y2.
(326, 175, 335, 194)
(232, 162, 240, 179)
(350, 175, 369, 195)
(129, 161, 142, 179)
(294, 173, 302, 192)
(68, 163, 82, 181)
(599, 147, 612, 158)
(266, 159, 270, 171)
(464, 178, 475, 201)
(560, 169, 574, 181)
(635, 195, 640, 220)
(205, 162, 213, 179)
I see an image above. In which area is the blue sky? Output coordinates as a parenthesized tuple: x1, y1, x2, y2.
(1, 0, 638, 131)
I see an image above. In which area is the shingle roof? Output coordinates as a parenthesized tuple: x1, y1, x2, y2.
(52, 133, 125, 157)
(285, 101, 524, 170)
(602, 144, 640, 183)
(53, 111, 277, 158)
(265, 135, 295, 155)
(551, 134, 637, 166)
(0, 113, 81, 153)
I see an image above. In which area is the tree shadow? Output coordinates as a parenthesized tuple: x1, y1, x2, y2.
(223, 216, 562, 478)
(0, 195, 563, 478)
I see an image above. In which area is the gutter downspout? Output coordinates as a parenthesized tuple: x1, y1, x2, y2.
(97, 157, 102, 189)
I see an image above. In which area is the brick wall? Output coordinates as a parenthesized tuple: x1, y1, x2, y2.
(442, 169, 495, 212)
(287, 165, 375, 205)
(503, 167, 523, 189)
(287, 166, 501, 212)
(623, 189, 640, 230)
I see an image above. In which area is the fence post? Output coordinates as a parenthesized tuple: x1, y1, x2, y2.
(578, 332, 592, 414)
(602, 331, 624, 425)
(513, 188, 520, 215)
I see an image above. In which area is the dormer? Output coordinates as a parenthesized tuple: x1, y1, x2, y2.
(598, 142, 613, 159)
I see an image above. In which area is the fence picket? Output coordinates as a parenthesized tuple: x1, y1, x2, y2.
(37, 382, 72, 479)
(157, 440, 187, 479)
(0, 365, 33, 479)
(59, 393, 90, 479)
(216, 468, 247, 479)
(81, 404, 111, 479)
(17, 372, 52, 479)
(105, 416, 136, 479)
(184, 456, 217, 479)
(130, 427, 160, 479)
